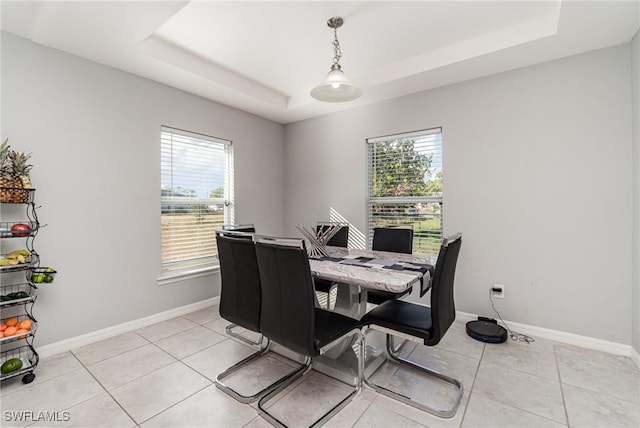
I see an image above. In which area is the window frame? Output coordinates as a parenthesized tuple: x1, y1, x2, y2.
(366, 127, 443, 256)
(158, 126, 234, 284)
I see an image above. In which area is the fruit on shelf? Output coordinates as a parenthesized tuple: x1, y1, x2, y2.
(3, 326, 17, 337)
(0, 318, 32, 338)
(1, 358, 23, 374)
(10, 223, 31, 237)
(0, 249, 32, 267)
(2, 291, 29, 301)
(30, 267, 55, 284)
(8, 249, 31, 257)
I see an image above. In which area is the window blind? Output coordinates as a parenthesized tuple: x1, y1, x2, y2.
(367, 128, 443, 255)
(160, 126, 233, 273)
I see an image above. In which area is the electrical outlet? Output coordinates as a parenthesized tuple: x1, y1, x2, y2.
(491, 284, 505, 299)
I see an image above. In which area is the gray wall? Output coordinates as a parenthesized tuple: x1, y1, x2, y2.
(2, 31, 636, 349)
(284, 44, 634, 344)
(632, 29, 640, 354)
(1, 33, 285, 346)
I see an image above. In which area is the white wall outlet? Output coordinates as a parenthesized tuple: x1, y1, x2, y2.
(491, 284, 505, 299)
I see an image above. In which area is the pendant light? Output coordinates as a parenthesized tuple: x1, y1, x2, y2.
(310, 17, 362, 102)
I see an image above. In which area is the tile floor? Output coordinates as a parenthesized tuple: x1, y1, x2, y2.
(1, 303, 639, 428)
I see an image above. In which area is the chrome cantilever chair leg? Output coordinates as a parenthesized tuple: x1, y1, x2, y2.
(362, 327, 464, 419)
(215, 337, 311, 404)
(257, 329, 364, 428)
(225, 323, 264, 347)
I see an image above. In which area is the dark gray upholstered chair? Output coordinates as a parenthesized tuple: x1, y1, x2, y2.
(361, 233, 463, 418)
(254, 235, 363, 427)
(214, 230, 295, 403)
(367, 227, 414, 305)
(314, 222, 349, 309)
(217, 226, 259, 346)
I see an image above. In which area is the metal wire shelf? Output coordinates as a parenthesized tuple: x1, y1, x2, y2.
(0, 313, 37, 345)
(0, 344, 39, 383)
(0, 282, 37, 308)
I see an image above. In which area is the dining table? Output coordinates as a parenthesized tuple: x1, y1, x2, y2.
(309, 246, 435, 314)
(307, 246, 436, 362)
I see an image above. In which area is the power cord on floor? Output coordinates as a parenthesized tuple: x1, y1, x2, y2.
(489, 289, 535, 344)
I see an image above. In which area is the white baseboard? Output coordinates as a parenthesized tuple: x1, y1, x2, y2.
(37, 299, 639, 369)
(37, 297, 220, 359)
(457, 311, 637, 362)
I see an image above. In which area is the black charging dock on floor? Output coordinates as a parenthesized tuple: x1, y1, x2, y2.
(466, 317, 507, 343)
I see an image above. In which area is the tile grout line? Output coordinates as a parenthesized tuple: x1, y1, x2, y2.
(553, 343, 640, 406)
(349, 394, 377, 428)
(78, 331, 217, 426)
(466, 341, 571, 427)
(136, 311, 236, 425)
(552, 344, 571, 427)
(458, 340, 486, 427)
(70, 332, 152, 367)
(73, 329, 210, 427)
(68, 348, 140, 427)
(135, 381, 213, 426)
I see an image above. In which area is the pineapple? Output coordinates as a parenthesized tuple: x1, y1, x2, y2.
(8, 150, 33, 188)
(0, 139, 33, 201)
(0, 138, 11, 179)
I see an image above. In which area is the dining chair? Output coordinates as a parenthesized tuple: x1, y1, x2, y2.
(253, 235, 363, 427)
(314, 222, 349, 309)
(215, 230, 292, 403)
(360, 233, 463, 418)
(217, 226, 259, 347)
(222, 223, 256, 233)
(367, 226, 414, 305)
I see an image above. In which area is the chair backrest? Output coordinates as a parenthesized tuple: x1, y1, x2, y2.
(222, 224, 256, 233)
(253, 236, 318, 357)
(372, 227, 413, 254)
(428, 233, 462, 345)
(316, 222, 349, 248)
(215, 230, 261, 333)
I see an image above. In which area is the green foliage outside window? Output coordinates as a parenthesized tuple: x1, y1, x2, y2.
(371, 139, 441, 198)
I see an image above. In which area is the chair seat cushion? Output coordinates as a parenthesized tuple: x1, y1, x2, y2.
(361, 300, 432, 342)
(314, 308, 361, 351)
(314, 278, 337, 293)
(366, 288, 412, 305)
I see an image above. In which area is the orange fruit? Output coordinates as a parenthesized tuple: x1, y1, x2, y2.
(18, 319, 32, 330)
(5, 317, 18, 327)
(15, 328, 28, 339)
(3, 326, 17, 337)
(0, 323, 6, 332)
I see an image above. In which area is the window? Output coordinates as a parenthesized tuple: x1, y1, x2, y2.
(367, 128, 443, 256)
(160, 126, 233, 276)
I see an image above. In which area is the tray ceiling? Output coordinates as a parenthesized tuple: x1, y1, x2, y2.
(2, 1, 639, 123)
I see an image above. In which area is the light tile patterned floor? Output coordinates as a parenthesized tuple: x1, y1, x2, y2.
(1, 304, 638, 428)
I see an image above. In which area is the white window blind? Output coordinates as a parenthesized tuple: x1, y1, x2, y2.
(160, 126, 233, 273)
(367, 128, 443, 255)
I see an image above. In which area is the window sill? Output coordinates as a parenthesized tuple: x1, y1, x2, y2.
(157, 265, 220, 286)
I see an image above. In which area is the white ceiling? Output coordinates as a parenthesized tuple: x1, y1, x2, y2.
(2, 1, 639, 124)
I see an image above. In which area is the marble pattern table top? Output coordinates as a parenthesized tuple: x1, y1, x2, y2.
(308, 247, 436, 293)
